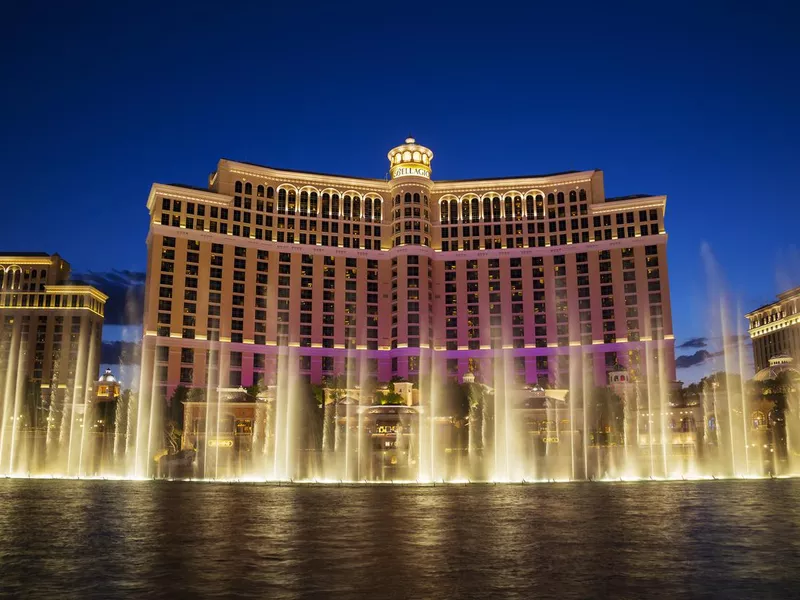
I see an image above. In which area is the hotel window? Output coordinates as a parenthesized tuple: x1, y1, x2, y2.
(180, 367, 193, 384)
(156, 346, 170, 362)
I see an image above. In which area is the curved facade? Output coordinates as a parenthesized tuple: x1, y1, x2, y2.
(747, 287, 800, 372)
(141, 139, 675, 399)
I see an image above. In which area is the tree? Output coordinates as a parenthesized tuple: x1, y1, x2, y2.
(294, 378, 323, 451)
(311, 384, 325, 409)
(464, 383, 483, 414)
(165, 385, 188, 452)
(438, 381, 469, 421)
(187, 387, 205, 403)
(22, 378, 43, 429)
(592, 387, 624, 434)
(325, 373, 347, 405)
(375, 381, 404, 405)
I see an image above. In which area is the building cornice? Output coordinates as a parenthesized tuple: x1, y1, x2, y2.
(746, 289, 800, 318)
(431, 171, 597, 195)
(748, 315, 800, 338)
(590, 195, 667, 215)
(0, 256, 58, 266)
(147, 184, 234, 212)
(220, 160, 390, 194)
(217, 161, 601, 197)
(47, 284, 108, 303)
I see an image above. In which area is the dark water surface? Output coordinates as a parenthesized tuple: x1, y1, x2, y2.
(1, 479, 799, 599)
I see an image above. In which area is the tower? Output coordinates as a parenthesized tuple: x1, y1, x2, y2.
(386, 138, 435, 380)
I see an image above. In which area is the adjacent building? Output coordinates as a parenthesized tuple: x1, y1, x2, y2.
(0, 252, 107, 406)
(141, 138, 675, 401)
(746, 286, 800, 371)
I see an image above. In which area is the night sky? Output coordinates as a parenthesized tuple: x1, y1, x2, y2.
(2, 1, 798, 382)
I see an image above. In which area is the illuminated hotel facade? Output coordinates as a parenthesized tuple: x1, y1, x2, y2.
(746, 286, 800, 371)
(0, 252, 107, 403)
(142, 138, 675, 399)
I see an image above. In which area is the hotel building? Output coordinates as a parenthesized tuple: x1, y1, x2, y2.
(746, 286, 800, 371)
(142, 138, 675, 400)
(0, 252, 107, 404)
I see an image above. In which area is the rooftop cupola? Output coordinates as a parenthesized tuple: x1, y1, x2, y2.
(387, 137, 434, 181)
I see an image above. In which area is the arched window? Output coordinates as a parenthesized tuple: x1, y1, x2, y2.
(322, 193, 330, 217)
(395, 194, 401, 206)
(267, 187, 274, 199)
(343, 195, 352, 219)
(471, 198, 479, 221)
(536, 195, 544, 215)
(374, 198, 382, 220)
(557, 192, 564, 204)
(244, 182, 252, 195)
(424, 195, 429, 206)
(449, 201, 458, 222)
(569, 190, 577, 203)
(235, 181, 243, 193)
(332, 194, 340, 217)
(514, 196, 522, 218)
(441, 200, 448, 223)
(404, 193, 411, 204)
(365, 198, 373, 219)
(526, 195, 535, 217)
(504, 197, 512, 219)
(287, 190, 296, 213)
(547, 193, 555, 205)
(462, 200, 469, 222)
(413, 193, 420, 204)
(579, 189, 587, 202)
(493, 197, 501, 220)
(483, 198, 491, 221)
(353, 197, 361, 219)
(300, 191, 309, 214)
(257, 185, 264, 197)
(278, 189, 287, 212)
(310, 192, 318, 214)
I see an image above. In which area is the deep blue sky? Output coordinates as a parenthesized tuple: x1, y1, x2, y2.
(2, 1, 798, 380)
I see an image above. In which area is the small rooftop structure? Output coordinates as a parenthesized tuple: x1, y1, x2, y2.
(753, 355, 800, 382)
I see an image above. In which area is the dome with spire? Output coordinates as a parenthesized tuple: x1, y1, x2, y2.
(387, 137, 434, 180)
(98, 368, 117, 384)
(96, 368, 121, 401)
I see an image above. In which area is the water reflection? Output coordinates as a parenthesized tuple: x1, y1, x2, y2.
(1, 480, 799, 598)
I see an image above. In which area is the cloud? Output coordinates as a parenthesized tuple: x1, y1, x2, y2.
(74, 270, 145, 325)
(100, 341, 141, 365)
(678, 337, 708, 349)
(676, 350, 716, 369)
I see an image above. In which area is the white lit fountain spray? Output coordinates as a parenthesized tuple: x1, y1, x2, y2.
(0, 311, 103, 478)
(701, 243, 760, 478)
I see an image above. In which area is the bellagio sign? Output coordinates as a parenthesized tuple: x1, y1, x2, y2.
(391, 166, 431, 179)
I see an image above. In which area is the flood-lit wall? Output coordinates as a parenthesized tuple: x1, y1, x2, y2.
(141, 140, 675, 401)
(747, 287, 800, 371)
(0, 253, 106, 404)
